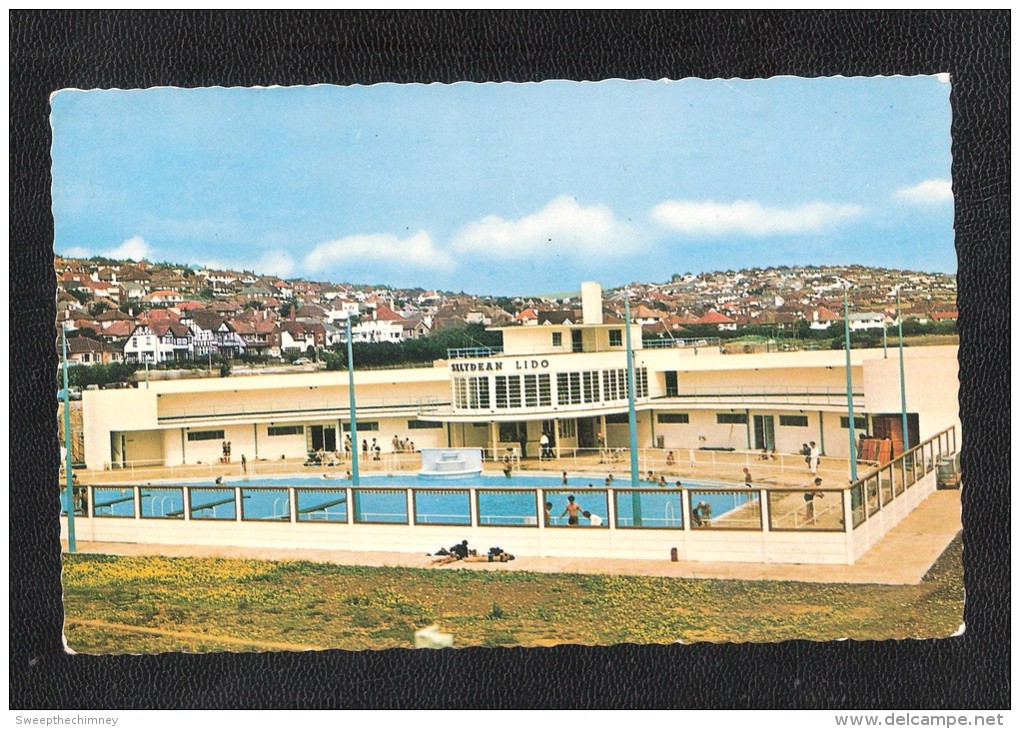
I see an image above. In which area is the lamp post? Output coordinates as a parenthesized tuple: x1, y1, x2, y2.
(60, 323, 76, 553)
(897, 289, 909, 455)
(842, 286, 858, 483)
(624, 297, 643, 526)
(346, 316, 360, 487)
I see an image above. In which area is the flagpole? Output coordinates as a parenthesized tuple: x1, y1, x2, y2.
(843, 286, 858, 483)
(61, 323, 76, 553)
(897, 289, 909, 455)
(347, 316, 360, 487)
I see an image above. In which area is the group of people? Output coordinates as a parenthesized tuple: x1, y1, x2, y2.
(431, 540, 516, 565)
(391, 435, 417, 453)
(546, 495, 602, 527)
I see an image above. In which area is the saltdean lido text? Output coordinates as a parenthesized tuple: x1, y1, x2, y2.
(450, 359, 550, 372)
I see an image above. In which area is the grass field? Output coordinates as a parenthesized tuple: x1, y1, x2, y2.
(62, 535, 963, 652)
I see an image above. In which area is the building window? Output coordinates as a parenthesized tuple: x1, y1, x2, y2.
(609, 329, 623, 347)
(494, 375, 523, 409)
(559, 419, 577, 438)
(556, 372, 581, 405)
(840, 416, 867, 429)
(636, 368, 649, 398)
(657, 413, 689, 424)
(552, 332, 562, 347)
(716, 413, 748, 425)
(604, 413, 629, 424)
(523, 374, 538, 408)
(454, 376, 491, 410)
(407, 420, 442, 430)
(779, 415, 809, 428)
(187, 429, 225, 442)
(538, 374, 551, 406)
(602, 369, 626, 401)
(268, 425, 304, 437)
(343, 421, 379, 431)
(582, 371, 600, 403)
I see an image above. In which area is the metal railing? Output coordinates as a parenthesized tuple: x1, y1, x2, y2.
(657, 385, 864, 406)
(446, 346, 503, 359)
(157, 396, 447, 422)
(849, 424, 957, 529)
(642, 337, 722, 350)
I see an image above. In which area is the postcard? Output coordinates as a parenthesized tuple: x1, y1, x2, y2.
(52, 78, 962, 652)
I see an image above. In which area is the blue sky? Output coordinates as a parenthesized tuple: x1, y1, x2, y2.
(51, 77, 955, 296)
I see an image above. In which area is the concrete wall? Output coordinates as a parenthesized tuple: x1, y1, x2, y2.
(82, 388, 159, 469)
(862, 347, 960, 440)
(851, 468, 938, 561)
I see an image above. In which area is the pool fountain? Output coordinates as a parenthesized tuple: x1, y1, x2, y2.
(417, 448, 484, 479)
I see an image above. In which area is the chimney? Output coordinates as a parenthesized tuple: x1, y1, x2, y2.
(581, 281, 603, 325)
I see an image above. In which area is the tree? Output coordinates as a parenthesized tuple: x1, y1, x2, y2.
(87, 301, 112, 317)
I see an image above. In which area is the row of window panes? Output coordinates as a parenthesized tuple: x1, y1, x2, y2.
(453, 376, 490, 409)
(656, 414, 810, 427)
(268, 425, 303, 436)
(457, 369, 646, 411)
(186, 429, 224, 441)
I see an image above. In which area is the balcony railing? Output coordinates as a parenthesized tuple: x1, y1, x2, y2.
(657, 385, 864, 407)
(157, 396, 448, 422)
(642, 337, 722, 350)
(446, 346, 503, 359)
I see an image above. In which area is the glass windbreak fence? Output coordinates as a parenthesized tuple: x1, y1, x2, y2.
(767, 490, 843, 532)
(687, 490, 761, 530)
(477, 490, 537, 527)
(850, 424, 957, 529)
(295, 489, 348, 523)
(140, 487, 184, 519)
(414, 490, 471, 526)
(352, 489, 407, 524)
(545, 490, 608, 528)
(614, 489, 683, 529)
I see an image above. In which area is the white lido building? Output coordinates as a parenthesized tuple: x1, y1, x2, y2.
(70, 282, 961, 566)
(81, 282, 959, 472)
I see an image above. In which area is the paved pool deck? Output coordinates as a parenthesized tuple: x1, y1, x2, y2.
(63, 490, 962, 586)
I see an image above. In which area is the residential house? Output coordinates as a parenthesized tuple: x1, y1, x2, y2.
(123, 321, 194, 363)
(695, 310, 738, 331)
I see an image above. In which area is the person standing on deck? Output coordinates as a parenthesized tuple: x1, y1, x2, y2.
(804, 477, 825, 523)
(539, 432, 550, 460)
(808, 441, 820, 475)
(518, 431, 528, 460)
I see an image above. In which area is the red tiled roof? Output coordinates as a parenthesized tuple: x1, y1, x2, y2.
(696, 310, 736, 325)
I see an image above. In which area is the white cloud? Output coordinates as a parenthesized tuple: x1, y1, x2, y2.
(304, 231, 453, 272)
(104, 235, 152, 260)
(452, 196, 639, 256)
(650, 200, 864, 237)
(894, 179, 953, 205)
(254, 251, 296, 278)
(61, 235, 154, 261)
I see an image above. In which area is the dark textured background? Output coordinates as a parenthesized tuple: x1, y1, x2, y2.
(10, 11, 1009, 709)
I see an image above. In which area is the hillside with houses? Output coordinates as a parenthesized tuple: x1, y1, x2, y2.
(54, 255, 957, 369)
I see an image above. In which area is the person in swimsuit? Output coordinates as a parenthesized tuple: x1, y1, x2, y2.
(561, 495, 582, 526)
